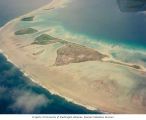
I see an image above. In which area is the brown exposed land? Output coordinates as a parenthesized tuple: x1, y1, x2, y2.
(109, 61, 143, 70)
(0, 0, 146, 114)
(55, 43, 107, 66)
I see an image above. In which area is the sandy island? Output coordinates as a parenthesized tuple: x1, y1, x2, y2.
(0, 0, 146, 114)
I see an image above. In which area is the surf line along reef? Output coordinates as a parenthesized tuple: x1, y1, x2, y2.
(0, 0, 146, 114)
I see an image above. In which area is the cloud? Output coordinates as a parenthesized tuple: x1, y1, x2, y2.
(0, 53, 53, 114)
(10, 90, 51, 113)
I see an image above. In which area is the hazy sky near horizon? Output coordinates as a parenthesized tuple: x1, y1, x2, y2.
(0, 0, 51, 26)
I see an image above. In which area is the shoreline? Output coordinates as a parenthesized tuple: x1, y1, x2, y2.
(0, 0, 104, 113)
(0, 0, 145, 74)
(0, 49, 104, 113)
(0, 0, 146, 114)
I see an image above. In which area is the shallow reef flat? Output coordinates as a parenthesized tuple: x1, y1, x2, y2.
(0, 0, 146, 114)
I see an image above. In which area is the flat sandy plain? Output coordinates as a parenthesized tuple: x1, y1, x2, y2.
(0, 0, 146, 114)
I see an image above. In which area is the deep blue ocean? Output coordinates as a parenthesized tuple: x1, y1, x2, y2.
(0, 54, 99, 114)
(0, 0, 100, 114)
(2, 0, 145, 114)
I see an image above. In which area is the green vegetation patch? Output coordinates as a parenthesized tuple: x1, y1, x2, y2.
(15, 28, 38, 35)
(59, 40, 68, 44)
(21, 16, 34, 21)
(131, 65, 141, 69)
(34, 34, 56, 45)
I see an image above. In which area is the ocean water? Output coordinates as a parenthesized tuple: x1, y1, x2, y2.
(21, 0, 146, 67)
(2, 0, 146, 114)
(49, 0, 146, 49)
(0, 54, 99, 114)
(0, 0, 100, 114)
(0, 0, 51, 26)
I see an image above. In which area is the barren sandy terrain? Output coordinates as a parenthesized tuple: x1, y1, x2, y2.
(0, 0, 146, 114)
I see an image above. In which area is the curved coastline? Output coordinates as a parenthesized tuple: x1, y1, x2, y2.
(0, 49, 103, 113)
(0, 0, 104, 113)
(0, 0, 146, 114)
